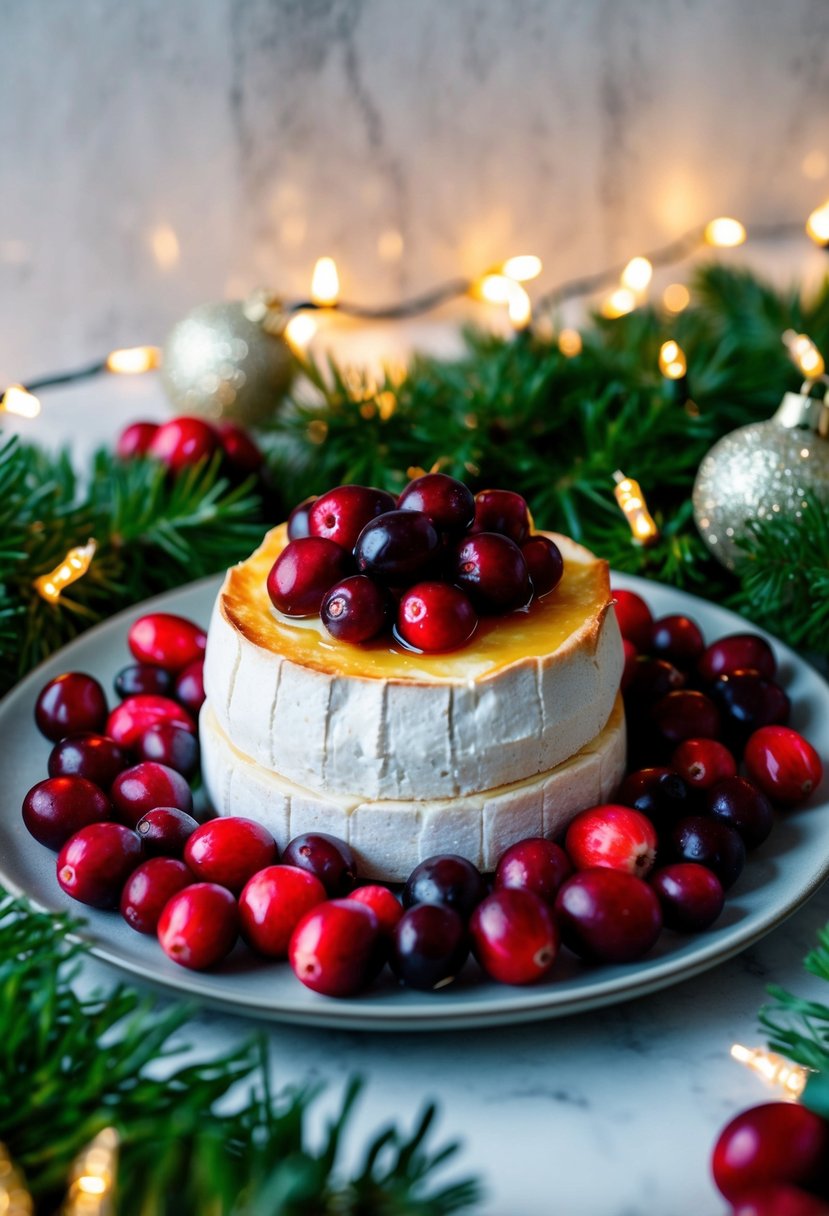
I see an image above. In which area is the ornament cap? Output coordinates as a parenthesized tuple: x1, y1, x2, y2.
(775, 378, 829, 437)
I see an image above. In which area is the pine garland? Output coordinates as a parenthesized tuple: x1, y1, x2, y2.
(761, 926, 829, 1120)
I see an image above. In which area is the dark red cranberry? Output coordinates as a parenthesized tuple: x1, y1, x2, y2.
(114, 664, 174, 699)
(120, 857, 193, 934)
(453, 533, 531, 614)
(397, 473, 475, 539)
(670, 738, 737, 789)
(354, 510, 440, 583)
(184, 816, 278, 894)
(554, 869, 662, 963)
(403, 854, 487, 920)
(267, 537, 352, 616)
(712, 1102, 829, 1203)
(620, 639, 638, 692)
(397, 582, 477, 652)
(135, 806, 200, 857)
(494, 837, 573, 904)
(111, 761, 193, 828)
(711, 671, 790, 748)
(215, 421, 264, 474)
(649, 614, 705, 668)
(309, 485, 397, 550)
(128, 613, 207, 672)
(391, 904, 469, 990)
(23, 776, 112, 850)
(106, 695, 196, 748)
(521, 536, 564, 597)
(649, 862, 725, 932)
(288, 899, 383, 996)
(136, 722, 199, 778)
(611, 589, 654, 650)
(744, 726, 824, 806)
(470, 889, 559, 985)
(625, 657, 686, 704)
(116, 420, 159, 460)
(617, 768, 694, 829)
(471, 489, 531, 545)
(148, 416, 220, 473)
(669, 815, 746, 888)
(239, 865, 327, 957)
(731, 1186, 829, 1216)
(48, 733, 128, 788)
(287, 496, 318, 540)
(699, 632, 777, 684)
(348, 885, 404, 936)
(706, 776, 774, 849)
(157, 882, 239, 970)
(174, 660, 205, 717)
(35, 672, 108, 742)
(281, 832, 357, 897)
(57, 822, 143, 907)
(652, 689, 721, 744)
(565, 804, 658, 877)
(321, 575, 392, 644)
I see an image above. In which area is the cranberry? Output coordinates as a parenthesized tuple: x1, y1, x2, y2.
(453, 533, 531, 614)
(348, 885, 404, 936)
(711, 671, 790, 747)
(174, 660, 206, 717)
(148, 416, 220, 473)
(289, 899, 383, 996)
(669, 815, 746, 888)
(652, 689, 721, 744)
(712, 1102, 829, 1202)
(309, 485, 397, 550)
(35, 672, 108, 742)
(397, 582, 477, 652)
(625, 657, 686, 704)
(23, 776, 112, 850)
(650, 863, 725, 932)
(706, 776, 774, 849)
(650, 614, 705, 667)
(184, 816, 278, 894)
(521, 536, 564, 597)
(215, 420, 264, 474)
(321, 575, 392, 644)
(106, 695, 195, 748)
(239, 864, 327, 957)
(611, 589, 654, 650)
(618, 767, 695, 830)
(670, 738, 737, 789)
(267, 537, 352, 616)
(135, 806, 200, 857)
(157, 882, 239, 970)
(565, 805, 658, 877)
(136, 722, 200, 778)
(554, 869, 662, 963)
(287, 496, 318, 540)
(698, 632, 777, 682)
(391, 904, 469, 990)
(494, 837, 573, 904)
(120, 858, 193, 934)
(397, 473, 475, 538)
(114, 663, 174, 699)
(57, 822, 143, 907)
(403, 854, 487, 920)
(354, 510, 440, 583)
(744, 726, 824, 806)
(471, 489, 531, 545)
(48, 733, 128, 788)
(470, 889, 559, 985)
(128, 613, 206, 672)
(281, 833, 357, 897)
(116, 420, 159, 460)
(620, 639, 638, 692)
(111, 761, 193, 828)
(731, 1187, 829, 1216)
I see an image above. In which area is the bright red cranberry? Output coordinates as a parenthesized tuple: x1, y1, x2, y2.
(652, 689, 721, 744)
(106, 694, 195, 748)
(611, 589, 654, 650)
(184, 816, 278, 894)
(620, 639, 638, 692)
(397, 582, 477, 652)
(554, 869, 662, 963)
(565, 805, 658, 877)
(494, 837, 573, 904)
(281, 833, 357, 896)
(670, 815, 746, 888)
(730, 1187, 829, 1216)
(128, 613, 206, 672)
(35, 672, 108, 742)
(157, 882, 239, 970)
(114, 663, 174, 698)
(148, 416, 220, 473)
(403, 853, 487, 920)
(135, 722, 199, 778)
(706, 776, 774, 849)
(120, 858, 193, 934)
(135, 806, 200, 857)
(57, 823, 143, 907)
(712, 1102, 829, 1202)
(744, 726, 824, 806)
(309, 485, 397, 550)
(116, 420, 159, 460)
(712, 671, 790, 746)
(289, 899, 383, 996)
(239, 864, 327, 957)
(321, 575, 392, 643)
(215, 420, 264, 474)
(267, 537, 352, 616)
(453, 533, 531, 614)
(287, 496, 318, 540)
(625, 657, 686, 704)
(699, 632, 777, 683)
(48, 733, 128, 788)
(670, 738, 737, 789)
(348, 885, 404, 936)
(354, 510, 440, 583)
(23, 776, 112, 850)
(521, 536, 564, 597)
(650, 614, 705, 667)
(470, 889, 558, 985)
(111, 761, 193, 828)
(397, 473, 475, 538)
(174, 659, 205, 716)
(649, 863, 724, 932)
(617, 768, 694, 830)
(471, 489, 531, 544)
(391, 904, 469, 990)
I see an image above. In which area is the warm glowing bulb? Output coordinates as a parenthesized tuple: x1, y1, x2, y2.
(705, 217, 747, 247)
(613, 470, 659, 544)
(105, 346, 160, 375)
(621, 257, 653, 292)
(283, 313, 318, 352)
(601, 288, 637, 319)
(659, 340, 687, 380)
(310, 256, 340, 306)
(0, 385, 41, 418)
(783, 329, 826, 377)
(507, 283, 532, 328)
(500, 255, 543, 282)
(33, 540, 97, 603)
(478, 273, 513, 304)
(731, 1044, 810, 1100)
(663, 283, 690, 314)
(63, 1127, 118, 1215)
(149, 224, 180, 270)
(806, 202, 829, 246)
(558, 328, 583, 357)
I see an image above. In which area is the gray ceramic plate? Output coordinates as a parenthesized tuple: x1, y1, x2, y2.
(1, 574, 827, 1031)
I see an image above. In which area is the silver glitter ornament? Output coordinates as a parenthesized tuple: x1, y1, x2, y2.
(693, 380, 829, 569)
(161, 300, 294, 426)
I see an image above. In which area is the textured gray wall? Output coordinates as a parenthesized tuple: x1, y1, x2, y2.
(2, 0, 829, 378)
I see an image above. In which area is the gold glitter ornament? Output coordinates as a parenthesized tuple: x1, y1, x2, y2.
(161, 300, 294, 426)
(693, 378, 829, 569)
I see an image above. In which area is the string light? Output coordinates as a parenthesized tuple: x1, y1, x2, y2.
(476, 274, 532, 328)
(659, 339, 688, 380)
(104, 346, 160, 374)
(310, 257, 340, 306)
(783, 329, 826, 377)
(34, 540, 97, 603)
(621, 257, 653, 293)
(613, 470, 660, 544)
(705, 217, 747, 247)
(730, 1044, 810, 1100)
(663, 283, 691, 314)
(283, 313, 318, 352)
(558, 328, 583, 357)
(499, 254, 543, 282)
(806, 201, 829, 247)
(601, 288, 637, 319)
(0, 1143, 33, 1216)
(1, 385, 41, 418)
(62, 1127, 118, 1216)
